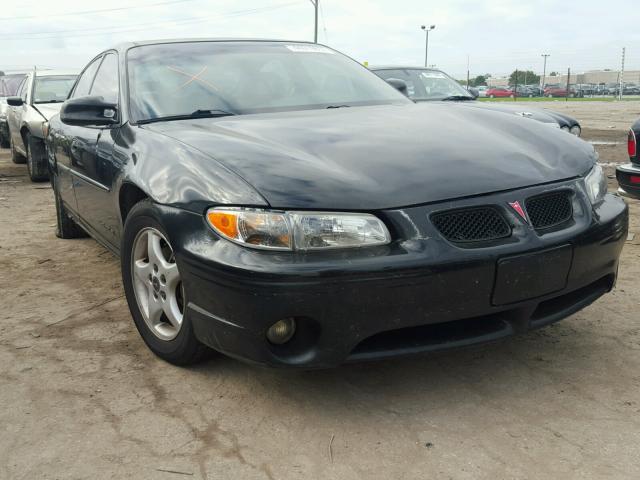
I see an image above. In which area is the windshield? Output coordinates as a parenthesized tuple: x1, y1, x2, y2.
(373, 68, 473, 101)
(33, 75, 77, 103)
(0, 74, 26, 97)
(127, 41, 410, 122)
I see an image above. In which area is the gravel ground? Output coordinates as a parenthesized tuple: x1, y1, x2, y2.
(1, 101, 639, 479)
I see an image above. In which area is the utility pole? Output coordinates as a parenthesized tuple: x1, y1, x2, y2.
(619, 47, 626, 101)
(541, 53, 550, 91)
(566, 67, 570, 102)
(310, 0, 319, 43)
(421, 25, 436, 67)
(514, 69, 518, 101)
(466, 54, 470, 89)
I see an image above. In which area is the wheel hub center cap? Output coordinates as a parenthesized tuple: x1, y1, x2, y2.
(152, 276, 161, 293)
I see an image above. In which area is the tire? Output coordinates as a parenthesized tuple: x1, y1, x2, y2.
(121, 199, 211, 365)
(53, 175, 87, 239)
(26, 133, 49, 182)
(489, 94, 495, 98)
(10, 135, 26, 164)
(0, 131, 9, 149)
(547, 94, 553, 98)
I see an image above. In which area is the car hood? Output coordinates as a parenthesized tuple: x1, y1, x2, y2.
(143, 103, 595, 210)
(33, 103, 63, 121)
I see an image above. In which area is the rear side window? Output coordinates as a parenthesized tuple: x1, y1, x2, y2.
(90, 53, 119, 104)
(72, 56, 102, 98)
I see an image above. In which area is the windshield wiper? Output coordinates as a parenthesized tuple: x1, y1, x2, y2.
(138, 109, 236, 125)
(326, 105, 350, 109)
(440, 95, 475, 101)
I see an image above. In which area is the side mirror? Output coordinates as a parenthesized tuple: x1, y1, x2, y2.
(468, 87, 479, 99)
(60, 96, 118, 127)
(385, 78, 408, 96)
(7, 96, 23, 107)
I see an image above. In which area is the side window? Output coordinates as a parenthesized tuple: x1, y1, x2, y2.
(72, 56, 102, 98)
(375, 69, 416, 97)
(89, 53, 119, 104)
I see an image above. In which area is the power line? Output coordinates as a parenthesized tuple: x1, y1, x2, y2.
(0, 2, 300, 40)
(0, 0, 195, 21)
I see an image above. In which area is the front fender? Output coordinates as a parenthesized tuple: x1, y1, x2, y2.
(113, 123, 268, 215)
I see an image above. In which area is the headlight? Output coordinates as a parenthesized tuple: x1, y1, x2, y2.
(561, 125, 570, 132)
(570, 125, 581, 136)
(584, 164, 607, 204)
(206, 208, 391, 251)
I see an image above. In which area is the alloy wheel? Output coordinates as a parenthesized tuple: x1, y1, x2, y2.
(131, 227, 184, 341)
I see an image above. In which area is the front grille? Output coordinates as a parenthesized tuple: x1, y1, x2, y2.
(431, 207, 511, 243)
(525, 191, 573, 230)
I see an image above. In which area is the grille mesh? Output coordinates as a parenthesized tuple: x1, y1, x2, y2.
(525, 191, 573, 229)
(431, 207, 511, 243)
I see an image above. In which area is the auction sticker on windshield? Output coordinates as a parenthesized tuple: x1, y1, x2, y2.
(285, 44, 335, 54)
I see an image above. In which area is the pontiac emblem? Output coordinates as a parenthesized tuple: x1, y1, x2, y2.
(508, 201, 528, 222)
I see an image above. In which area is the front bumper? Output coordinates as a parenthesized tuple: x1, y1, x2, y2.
(166, 179, 628, 368)
(616, 163, 640, 199)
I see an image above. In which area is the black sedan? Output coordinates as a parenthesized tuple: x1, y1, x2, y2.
(46, 39, 627, 368)
(371, 66, 582, 136)
(616, 119, 640, 198)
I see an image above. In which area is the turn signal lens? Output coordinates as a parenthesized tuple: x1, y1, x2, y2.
(629, 129, 637, 158)
(206, 208, 391, 251)
(206, 208, 291, 250)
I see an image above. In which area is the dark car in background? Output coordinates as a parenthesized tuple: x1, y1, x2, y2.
(616, 119, 640, 199)
(371, 66, 582, 135)
(46, 39, 626, 368)
(0, 73, 26, 148)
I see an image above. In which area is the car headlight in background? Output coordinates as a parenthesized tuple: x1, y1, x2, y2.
(584, 164, 607, 204)
(561, 125, 570, 133)
(570, 125, 581, 136)
(206, 208, 391, 251)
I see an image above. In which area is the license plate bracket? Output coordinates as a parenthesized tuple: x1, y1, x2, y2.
(492, 244, 573, 306)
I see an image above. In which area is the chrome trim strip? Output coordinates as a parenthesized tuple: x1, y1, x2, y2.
(71, 169, 110, 192)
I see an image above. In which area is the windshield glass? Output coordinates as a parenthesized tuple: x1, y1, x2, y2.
(127, 41, 410, 122)
(33, 75, 77, 103)
(0, 74, 26, 97)
(374, 68, 473, 101)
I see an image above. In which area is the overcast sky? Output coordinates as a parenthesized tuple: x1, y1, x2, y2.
(2, 0, 639, 79)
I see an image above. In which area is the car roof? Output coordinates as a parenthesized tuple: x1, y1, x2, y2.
(33, 70, 78, 77)
(369, 65, 442, 72)
(110, 37, 318, 54)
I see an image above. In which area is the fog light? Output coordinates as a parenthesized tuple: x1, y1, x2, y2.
(266, 318, 296, 345)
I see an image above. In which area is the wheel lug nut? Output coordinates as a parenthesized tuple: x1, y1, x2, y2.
(160, 291, 166, 300)
(160, 274, 166, 284)
(153, 292, 158, 299)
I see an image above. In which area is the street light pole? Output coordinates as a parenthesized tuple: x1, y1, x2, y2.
(541, 53, 550, 91)
(421, 25, 436, 68)
(310, 0, 319, 43)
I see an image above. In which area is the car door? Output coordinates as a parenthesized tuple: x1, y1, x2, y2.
(8, 75, 29, 151)
(54, 56, 103, 214)
(71, 52, 121, 248)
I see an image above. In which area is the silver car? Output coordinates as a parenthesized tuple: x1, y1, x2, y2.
(6, 70, 77, 181)
(0, 73, 27, 148)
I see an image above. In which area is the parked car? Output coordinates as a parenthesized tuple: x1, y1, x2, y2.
(544, 85, 575, 98)
(371, 67, 582, 135)
(6, 70, 77, 181)
(476, 85, 488, 97)
(46, 39, 626, 367)
(616, 118, 640, 199)
(525, 85, 544, 97)
(0, 73, 26, 148)
(485, 86, 514, 98)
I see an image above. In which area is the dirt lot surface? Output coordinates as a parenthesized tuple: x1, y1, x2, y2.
(1, 101, 639, 479)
